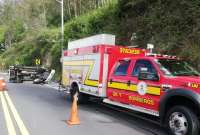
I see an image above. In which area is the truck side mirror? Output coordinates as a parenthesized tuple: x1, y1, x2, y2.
(138, 71, 159, 81)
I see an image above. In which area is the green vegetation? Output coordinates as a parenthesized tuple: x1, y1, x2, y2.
(0, 26, 5, 42)
(63, 2, 119, 48)
(116, 0, 200, 67)
(0, 0, 200, 77)
(0, 0, 118, 77)
(0, 28, 60, 71)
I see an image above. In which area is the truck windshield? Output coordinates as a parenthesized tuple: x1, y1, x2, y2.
(155, 59, 200, 76)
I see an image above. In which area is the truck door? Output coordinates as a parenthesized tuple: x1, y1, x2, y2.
(129, 59, 161, 113)
(107, 59, 132, 103)
(107, 58, 161, 116)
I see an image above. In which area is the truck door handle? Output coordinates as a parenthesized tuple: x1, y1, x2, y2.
(110, 79, 112, 84)
(110, 79, 113, 84)
(127, 80, 131, 86)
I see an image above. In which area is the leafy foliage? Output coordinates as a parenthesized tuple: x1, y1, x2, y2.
(0, 26, 5, 43)
(0, 0, 200, 76)
(117, 0, 200, 68)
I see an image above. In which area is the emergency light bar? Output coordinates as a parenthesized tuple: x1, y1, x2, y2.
(68, 34, 115, 50)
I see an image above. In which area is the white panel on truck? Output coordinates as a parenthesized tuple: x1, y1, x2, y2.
(83, 54, 100, 80)
(68, 34, 115, 50)
(62, 54, 102, 97)
(99, 54, 109, 97)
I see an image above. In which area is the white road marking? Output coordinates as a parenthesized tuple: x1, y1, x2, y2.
(4, 91, 30, 135)
(0, 92, 17, 135)
(45, 84, 59, 90)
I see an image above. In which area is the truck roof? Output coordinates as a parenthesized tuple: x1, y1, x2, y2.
(63, 44, 147, 57)
(64, 34, 178, 60)
(63, 44, 178, 61)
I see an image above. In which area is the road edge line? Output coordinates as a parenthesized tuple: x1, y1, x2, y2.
(0, 92, 17, 135)
(4, 91, 30, 135)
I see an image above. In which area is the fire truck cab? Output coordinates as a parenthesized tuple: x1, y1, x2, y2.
(61, 34, 200, 135)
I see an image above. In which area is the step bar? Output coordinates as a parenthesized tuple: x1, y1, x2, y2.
(103, 98, 159, 117)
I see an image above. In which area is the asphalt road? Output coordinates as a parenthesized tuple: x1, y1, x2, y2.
(0, 75, 168, 135)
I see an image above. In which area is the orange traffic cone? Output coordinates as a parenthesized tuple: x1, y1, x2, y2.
(0, 78, 6, 91)
(67, 93, 80, 125)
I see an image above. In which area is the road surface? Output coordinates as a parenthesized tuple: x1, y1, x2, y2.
(0, 75, 168, 135)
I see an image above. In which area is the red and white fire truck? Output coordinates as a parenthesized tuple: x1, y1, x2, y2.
(61, 34, 200, 135)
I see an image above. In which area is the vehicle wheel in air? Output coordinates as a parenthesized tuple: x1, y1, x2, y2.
(165, 105, 199, 135)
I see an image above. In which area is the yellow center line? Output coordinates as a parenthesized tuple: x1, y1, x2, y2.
(4, 91, 30, 135)
(0, 92, 17, 135)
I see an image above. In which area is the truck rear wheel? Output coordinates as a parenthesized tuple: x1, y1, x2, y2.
(165, 106, 199, 135)
(70, 85, 89, 104)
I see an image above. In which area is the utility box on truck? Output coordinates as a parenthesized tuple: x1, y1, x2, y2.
(61, 34, 146, 98)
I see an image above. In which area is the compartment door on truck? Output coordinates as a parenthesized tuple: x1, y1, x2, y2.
(81, 54, 101, 96)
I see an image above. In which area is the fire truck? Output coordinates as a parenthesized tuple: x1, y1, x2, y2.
(61, 34, 200, 135)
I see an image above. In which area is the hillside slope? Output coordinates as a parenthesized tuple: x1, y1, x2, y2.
(0, 0, 200, 74)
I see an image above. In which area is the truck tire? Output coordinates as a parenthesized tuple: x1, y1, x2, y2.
(70, 85, 89, 104)
(165, 106, 199, 135)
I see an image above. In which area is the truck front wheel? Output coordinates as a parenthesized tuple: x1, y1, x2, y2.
(165, 106, 199, 135)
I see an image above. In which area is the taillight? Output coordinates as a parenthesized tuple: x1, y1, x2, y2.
(93, 46, 99, 53)
(63, 51, 68, 56)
